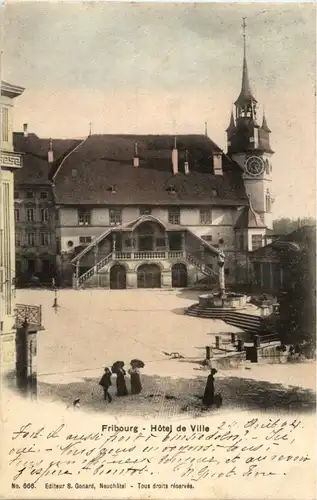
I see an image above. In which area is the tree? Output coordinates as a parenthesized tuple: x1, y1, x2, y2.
(273, 217, 316, 235)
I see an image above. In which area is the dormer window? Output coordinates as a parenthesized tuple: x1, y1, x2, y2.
(72, 169, 78, 179)
(212, 189, 218, 197)
(107, 185, 117, 194)
(166, 185, 177, 195)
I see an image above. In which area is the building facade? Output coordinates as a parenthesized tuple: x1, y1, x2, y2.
(13, 129, 80, 285)
(0, 80, 24, 372)
(13, 28, 274, 290)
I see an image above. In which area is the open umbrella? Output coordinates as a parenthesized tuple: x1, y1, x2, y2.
(111, 361, 125, 373)
(130, 359, 145, 369)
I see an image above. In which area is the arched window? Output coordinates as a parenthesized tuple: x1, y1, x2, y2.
(266, 189, 271, 213)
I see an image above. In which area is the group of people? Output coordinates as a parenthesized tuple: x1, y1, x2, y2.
(99, 365, 142, 403)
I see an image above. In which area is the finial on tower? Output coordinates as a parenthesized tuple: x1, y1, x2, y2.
(242, 17, 247, 57)
(204, 121, 208, 136)
(261, 110, 271, 133)
(89, 123, 92, 136)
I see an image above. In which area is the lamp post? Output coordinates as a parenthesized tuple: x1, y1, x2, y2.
(52, 278, 59, 312)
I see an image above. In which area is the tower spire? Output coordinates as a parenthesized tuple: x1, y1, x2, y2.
(235, 17, 257, 107)
(226, 108, 235, 132)
(261, 110, 271, 133)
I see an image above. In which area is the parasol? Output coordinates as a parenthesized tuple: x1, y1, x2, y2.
(130, 359, 145, 369)
(111, 361, 125, 373)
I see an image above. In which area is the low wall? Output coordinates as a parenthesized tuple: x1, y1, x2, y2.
(257, 343, 287, 364)
(210, 351, 246, 370)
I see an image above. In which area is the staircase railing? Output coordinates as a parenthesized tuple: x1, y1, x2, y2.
(78, 253, 113, 286)
(185, 251, 218, 278)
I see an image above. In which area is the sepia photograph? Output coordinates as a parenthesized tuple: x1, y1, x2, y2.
(0, 1, 316, 499)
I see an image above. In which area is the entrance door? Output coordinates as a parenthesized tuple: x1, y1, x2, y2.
(110, 265, 127, 289)
(27, 259, 35, 276)
(137, 264, 161, 288)
(171, 263, 188, 288)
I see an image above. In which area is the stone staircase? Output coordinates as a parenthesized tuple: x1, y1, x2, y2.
(76, 250, 218, 288)
(185, 252, 217, 279)
(77, 252, 113, 286)
(185, 303, 263, 335)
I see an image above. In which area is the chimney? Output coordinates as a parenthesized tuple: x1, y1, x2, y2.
(213, 152, 223, 176)
(23, 123, 28, 138)
(184, 149, 189, 175)
(133, 142, 139, 168)
(172, 136, 178, 175)
(48, 138, 54, 164)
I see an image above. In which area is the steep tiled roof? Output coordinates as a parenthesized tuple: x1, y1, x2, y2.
(53, 134, 248, 206)
(13, 133, 80, 185)
(234, 206, 266, 229)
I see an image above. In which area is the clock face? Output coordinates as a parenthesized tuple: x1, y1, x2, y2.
(245, 156, 265, 177)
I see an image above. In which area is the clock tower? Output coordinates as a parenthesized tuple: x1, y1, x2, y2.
(226, 19, 274, 230)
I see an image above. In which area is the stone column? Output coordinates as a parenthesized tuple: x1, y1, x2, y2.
(165, 233, 169, 252)
(181, 232, 185, 250)
(126, 272, 137, 289)
(218, 251, 225, 296)
(161, 270, 172, 288)
(112, 233, 116, 255)
(75, 261, 79, 288)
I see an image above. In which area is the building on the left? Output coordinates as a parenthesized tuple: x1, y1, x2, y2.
(0, 79, 25, 373)
(0, 80, 42, 381)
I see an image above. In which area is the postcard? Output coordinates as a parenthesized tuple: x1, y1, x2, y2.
(0, 1, 315, 499)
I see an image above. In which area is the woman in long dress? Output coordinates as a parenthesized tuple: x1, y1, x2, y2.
(202, 368, 217, 407)
(116, 368, 128, 396)
(129, 367, 142, 395)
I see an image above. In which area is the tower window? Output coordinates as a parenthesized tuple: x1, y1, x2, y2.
(26, 190, 34, 199)
(265, 159, 270, 175)
(252, 234, 263, 251)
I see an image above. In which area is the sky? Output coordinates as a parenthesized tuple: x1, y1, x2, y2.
(2, 1, 316, 219)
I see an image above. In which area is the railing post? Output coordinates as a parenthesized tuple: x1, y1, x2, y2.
(75, 261, 79, 289)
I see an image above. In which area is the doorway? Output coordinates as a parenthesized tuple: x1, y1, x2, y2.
(137, 264, 161, 288)
(110, 265, 127, 289)
(171, 263, 188, 288)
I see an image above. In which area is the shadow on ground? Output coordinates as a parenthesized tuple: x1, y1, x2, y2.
(175, 289, 206, 301)
(32, 371, 316, 418)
